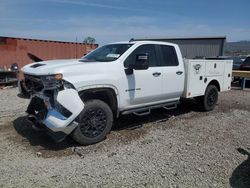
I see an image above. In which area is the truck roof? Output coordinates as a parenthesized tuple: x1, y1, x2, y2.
(109, 40, 178, 47)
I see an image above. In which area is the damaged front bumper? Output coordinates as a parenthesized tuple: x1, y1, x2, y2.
(43, 89, 84, 134)
(19, 83, 84, 141)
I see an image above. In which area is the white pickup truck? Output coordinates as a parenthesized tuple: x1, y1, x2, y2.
(19, 41, 232, 145)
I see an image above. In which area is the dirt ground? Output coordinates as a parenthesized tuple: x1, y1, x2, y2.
(0, 88, 250, 187)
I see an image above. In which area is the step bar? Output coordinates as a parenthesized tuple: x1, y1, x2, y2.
(121, 101, 179, 116)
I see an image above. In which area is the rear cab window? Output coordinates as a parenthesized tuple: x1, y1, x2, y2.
(158, 45, 179, 66)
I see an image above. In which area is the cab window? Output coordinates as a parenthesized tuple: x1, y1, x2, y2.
(159, 45, 179, 66)
(124, 44, 157, 67)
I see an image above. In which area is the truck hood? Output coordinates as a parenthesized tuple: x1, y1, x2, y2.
(22, 59, 88, 75)
(21, 58, 120, 90)
(21, 59, 120, 89)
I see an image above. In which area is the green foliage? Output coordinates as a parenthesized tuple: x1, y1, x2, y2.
(83, 37, 96, 44)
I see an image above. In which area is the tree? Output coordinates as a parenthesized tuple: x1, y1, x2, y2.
(83, 37, 96, 44)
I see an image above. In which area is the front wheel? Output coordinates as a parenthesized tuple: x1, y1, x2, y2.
(196, 85, 218, 111)
(71, 99, 113, 145)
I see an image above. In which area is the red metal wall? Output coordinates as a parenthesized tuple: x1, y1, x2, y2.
(0, 37, 98, 69)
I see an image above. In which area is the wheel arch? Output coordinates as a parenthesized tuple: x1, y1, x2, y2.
(207, 79, 221, 92)
(78, 86, 119, 117)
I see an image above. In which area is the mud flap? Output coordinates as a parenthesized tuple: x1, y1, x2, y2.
(43, 89, 84, 135)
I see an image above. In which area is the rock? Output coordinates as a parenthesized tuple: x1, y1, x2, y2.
(76, 151, 84, 158)
(108, 152, 117, 157)
(71, 147, 76, 152)
(36, 152, 42, 157)
(161, 174, 167, 178)
(169, 115, 176, 120)
(196, 167, 204, 173)
(186, 142, 192, 146)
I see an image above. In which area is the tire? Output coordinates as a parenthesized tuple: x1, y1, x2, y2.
(71, 99, 113, 145)
(197, 85, 218, 111)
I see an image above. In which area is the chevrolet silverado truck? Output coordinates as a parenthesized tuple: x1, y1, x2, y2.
(19, 41, 233, 145)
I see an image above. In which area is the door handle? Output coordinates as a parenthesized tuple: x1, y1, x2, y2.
(152, 72, 161, 77)
(176, 71, 183, 75)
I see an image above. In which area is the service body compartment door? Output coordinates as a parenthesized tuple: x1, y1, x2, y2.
(183, 60, 206, 98)
(222, 60, 233, 91)
(183, 59, 232, 98)
(205, 60, 224, 76)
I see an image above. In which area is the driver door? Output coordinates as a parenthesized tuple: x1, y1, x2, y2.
(122, 44, 164, 109)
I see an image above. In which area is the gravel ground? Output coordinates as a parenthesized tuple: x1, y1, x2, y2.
(0, 88, 250, 187)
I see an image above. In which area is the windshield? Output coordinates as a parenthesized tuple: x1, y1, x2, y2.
(80, 43, 134, 62)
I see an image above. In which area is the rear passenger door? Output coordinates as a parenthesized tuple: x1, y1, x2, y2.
(157, 45, 184, 100)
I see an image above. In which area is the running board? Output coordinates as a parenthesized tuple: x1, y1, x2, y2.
(163, 103, 178, 110)
(133, 109, 151, 116)
(122, 101, 179, 116)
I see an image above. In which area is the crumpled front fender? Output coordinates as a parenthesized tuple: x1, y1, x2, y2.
(43, 89, 84, 134)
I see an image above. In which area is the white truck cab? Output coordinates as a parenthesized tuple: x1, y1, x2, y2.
(19, 41, 232, 145)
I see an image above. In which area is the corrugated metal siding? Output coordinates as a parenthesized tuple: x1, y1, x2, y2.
(0, 37, 98, 69)
(164, 39, 224, 58)
(134, 37, 226, 59)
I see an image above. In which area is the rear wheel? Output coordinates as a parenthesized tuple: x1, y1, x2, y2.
(196, 85, 218, 111)
(71, 100, 113, 145)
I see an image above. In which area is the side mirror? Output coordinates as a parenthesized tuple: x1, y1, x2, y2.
(131, 53, 149, 70)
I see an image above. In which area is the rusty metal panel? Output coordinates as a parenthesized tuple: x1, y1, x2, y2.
(0, 36, 98, 70)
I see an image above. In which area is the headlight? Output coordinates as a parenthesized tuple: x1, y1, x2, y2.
(42, 74, 63, 81)
(40, 74, 74, 90)
(41, 74, 63, 89)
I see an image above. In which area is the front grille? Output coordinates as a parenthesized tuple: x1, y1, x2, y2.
(24, 74, 44, 92)
(42, 79, 58, 90)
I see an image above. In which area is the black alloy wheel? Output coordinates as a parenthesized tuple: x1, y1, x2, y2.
(71, 99, 113, 145)
(207, 87, 218, 107)
(202, 84, 218, 111)
(79, 107, 107, 138)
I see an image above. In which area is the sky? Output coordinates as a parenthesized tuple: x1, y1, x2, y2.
(0, 0, 250, 44)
